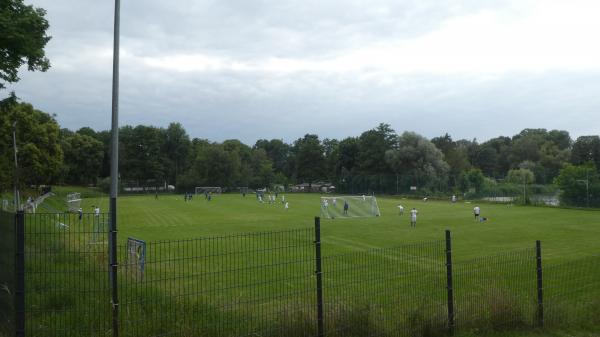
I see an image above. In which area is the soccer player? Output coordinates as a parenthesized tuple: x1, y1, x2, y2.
(397, 205, 404, 215)
(343, 201, 349, 215)
(451, 195, 457, 203)
(323, 199, 329, 209)
(78, 208, 83, 222)
(423, 197, 428, 202)
(284, 202, 289, 210)
(474, 206, 480, 221)
(281, 195, 285, 204)
(332, 198, 337, 207)
(93, 205, 100, 227)
(362, 194, 366, 202)
(410, 208, 418, 227)
(258, 195, 263, 203)
(155, 191, 158, 200)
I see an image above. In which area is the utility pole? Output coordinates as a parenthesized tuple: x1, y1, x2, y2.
(577, 169, 590, 208)
(522, 174, 527, 205)
(12, 121, 20, 211)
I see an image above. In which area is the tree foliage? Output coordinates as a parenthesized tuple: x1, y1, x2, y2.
(4, 97, 600, 205)
(554, 163, 600, 207)
(0, 0, 51, 89)
(506, 168, 535, 185)
(385, 131, 449, 189)
(0, 100, 62, 189)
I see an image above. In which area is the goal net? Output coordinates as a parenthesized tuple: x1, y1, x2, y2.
(195, 187, 222, 195)
(66, 192, 82, 212)
(320, 195, 381, 219)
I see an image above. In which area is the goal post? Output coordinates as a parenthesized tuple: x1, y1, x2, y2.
(66, 192, 82, 212)
(194, 187, 222, 195)
(320, 195, 381, 219)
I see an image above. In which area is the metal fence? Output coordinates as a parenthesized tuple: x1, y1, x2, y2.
(0, 210, 16, 336)
(23, 212, 112, 337)
(0, 212, 598, 337)
(118, 228, 317, 337)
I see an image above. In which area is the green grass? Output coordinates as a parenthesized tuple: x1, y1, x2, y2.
(22, 191, 599, 336)
(67, 192, 600, 262)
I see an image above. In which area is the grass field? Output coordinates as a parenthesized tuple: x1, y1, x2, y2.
(23, 189, 600, 337)
(57, 190, 600, 262)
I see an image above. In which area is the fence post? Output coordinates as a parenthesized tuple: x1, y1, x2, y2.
(15, 211, 25, 337)
(314, 217, 324, 337)
(536, 240, 543, 328)
(445, 230, 454, 335)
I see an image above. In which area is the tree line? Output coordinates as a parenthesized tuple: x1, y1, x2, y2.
(1, 99, 599, 206)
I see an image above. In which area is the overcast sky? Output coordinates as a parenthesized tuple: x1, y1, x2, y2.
(9, 0, 600, 144)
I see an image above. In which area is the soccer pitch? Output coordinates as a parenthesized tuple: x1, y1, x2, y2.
(23, 191, 599, 336)
(75, 192, 600, 263)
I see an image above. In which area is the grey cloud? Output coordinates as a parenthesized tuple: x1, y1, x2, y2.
(8, 0, 600, 146)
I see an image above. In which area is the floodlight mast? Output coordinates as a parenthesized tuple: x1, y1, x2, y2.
(12, 121, 20, 211)
(109, 0, 120, 336)
(576, 169, 590, 208)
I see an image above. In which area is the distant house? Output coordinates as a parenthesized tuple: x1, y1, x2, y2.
(291, 182, 335, 193)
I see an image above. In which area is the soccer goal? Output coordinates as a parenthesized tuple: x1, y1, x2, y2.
(195, 187, 222, 195)
(320, 195, 381, 219)
(66, 192, 82, 212)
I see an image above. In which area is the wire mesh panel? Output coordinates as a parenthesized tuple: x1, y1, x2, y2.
(0, 210, 16, 336)
(322, 240, 447, 337)
(24, 212, 111, 337)
(453, 248, 537, 331)
(119, 228, 317, 337)
(544, 254, 600, 327)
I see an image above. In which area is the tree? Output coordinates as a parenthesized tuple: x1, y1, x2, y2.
(554, 163, 600, 207)
(571, 136, 600, 170)
(460, 168, 485, 193)
(322, 138, 339, 180)
(432, 134, 472, 189)
(336, 137, 359, 175)
(254, 139, 291, 175)
(249, 148, 274, 187)
(506, 168, 535, 185)
(191, 143, 241, 188)
(119, 125, 167, 185)
(292, 134, 325, 185)
(384, 131, 449, 191)
(356, 123, 396, 175)
(0, 101, 62, 190)
(164, 123, 191, 185)
(1, 0, 51, 90)
(61, 132, 103, 184)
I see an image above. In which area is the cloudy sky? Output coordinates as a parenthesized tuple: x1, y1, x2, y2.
(9, 0, 600, 144)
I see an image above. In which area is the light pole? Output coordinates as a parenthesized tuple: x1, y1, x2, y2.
(522, 174, 528, 205)
(12, 121, 20, 211)
(576, 169, 590, 208)
(109, 0, 121, 336)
